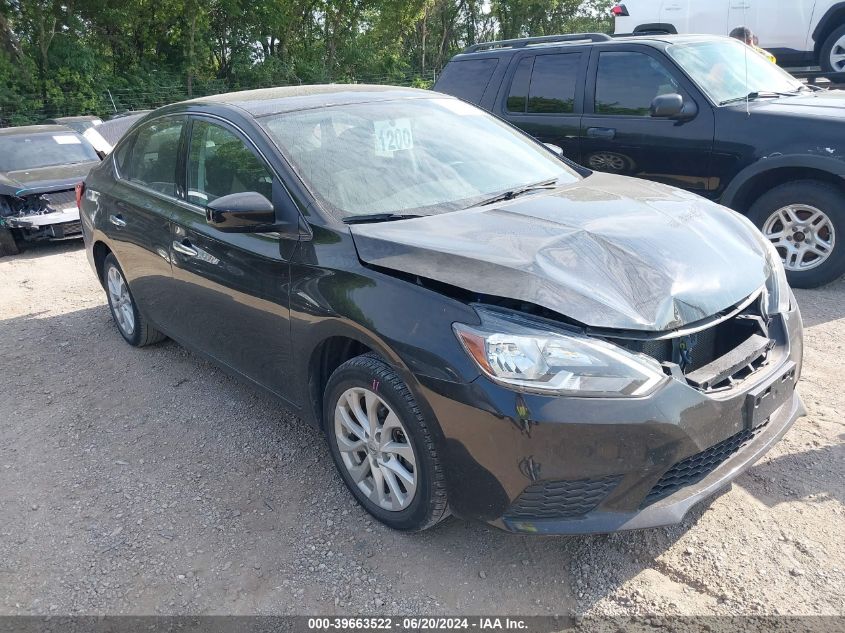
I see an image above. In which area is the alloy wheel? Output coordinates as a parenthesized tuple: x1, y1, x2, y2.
(763, 204, 836, 272)
(588, 152, 627, 172)
(334, 386, 417, 511)
(107, 265, 136, 336)
(829, 34, 845, 72)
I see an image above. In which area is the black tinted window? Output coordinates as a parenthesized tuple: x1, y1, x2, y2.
(187, 120, 273, 206)
(527, 53, 580, 113)
(436, 58, 499, 104)
(124, 119, 184, 196)
(506, 57, 533, 112)
(595, 51, 682, 116)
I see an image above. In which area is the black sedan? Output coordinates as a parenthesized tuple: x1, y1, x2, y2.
(78, 86, 804, 534)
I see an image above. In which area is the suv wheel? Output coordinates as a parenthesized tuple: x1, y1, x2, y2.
(820, 24, 845, 72)
(748, 180, 845, 288)
(103, 254, 167, 346)
(324, 353, 449, 531)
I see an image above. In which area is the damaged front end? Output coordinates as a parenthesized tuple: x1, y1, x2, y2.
(0, 189, 82, 241)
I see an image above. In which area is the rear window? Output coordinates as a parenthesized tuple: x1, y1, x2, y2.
(435, 58, 499, 104)
(506, 53, 581, 114)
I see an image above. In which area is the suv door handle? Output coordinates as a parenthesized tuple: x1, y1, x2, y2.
(172, 239, 198, 258)
(109, 214, 127, 228)
(586, 127, 616, 140)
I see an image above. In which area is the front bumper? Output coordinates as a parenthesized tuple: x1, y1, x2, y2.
(7, 207, 82, 241)
(418, 306, 804, 534)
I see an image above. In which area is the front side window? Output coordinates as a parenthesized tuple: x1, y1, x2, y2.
(260, 97, 579, 218)
(123, 119, 184, 196)
(595, 51, 682, 116)
(667, 39, 804, 105)
(187, 120, 273, 206)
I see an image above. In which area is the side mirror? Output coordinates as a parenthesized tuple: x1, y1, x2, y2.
(544, 143, 564, 157)
(650, 93, 697, 120)
(205, 192, 276, 233)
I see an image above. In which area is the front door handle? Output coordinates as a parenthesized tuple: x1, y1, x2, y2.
(109, 214, 127, 228)
(586, 127, 616, 140)
(172, 239, 198, 258)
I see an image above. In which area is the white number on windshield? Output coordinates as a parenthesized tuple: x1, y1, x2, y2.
(374, 119, 413, 156)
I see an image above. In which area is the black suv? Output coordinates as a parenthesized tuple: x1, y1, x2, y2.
(435, 33, 845, 288)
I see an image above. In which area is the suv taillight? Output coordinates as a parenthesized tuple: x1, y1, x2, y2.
(611, 4, 629, 16)
(75, 182, 85, 209)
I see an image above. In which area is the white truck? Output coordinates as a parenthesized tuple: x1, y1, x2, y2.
(612, 0, 845, 71)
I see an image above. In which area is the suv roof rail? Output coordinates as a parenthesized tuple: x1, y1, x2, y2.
(463, 33, 611, 53)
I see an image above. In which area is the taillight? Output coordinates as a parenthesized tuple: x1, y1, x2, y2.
(611, 4, 629, 16)
(75, 181, 85, 209)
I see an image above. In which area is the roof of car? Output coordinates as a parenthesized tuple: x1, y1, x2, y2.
(0, 124, 78, 137)
(47, 115, 102, 123)
(182, 84, 436, 117)
(451, 33, 732, 59)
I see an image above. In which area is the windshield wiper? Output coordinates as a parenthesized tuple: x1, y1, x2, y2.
(342, 213, 423, 225)
(719, 91, 789, 105)
(474, 178, 559, 207)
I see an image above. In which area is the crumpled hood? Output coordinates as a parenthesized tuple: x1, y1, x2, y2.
(350, 173, 770, 332)
(0, 162, 98, 197)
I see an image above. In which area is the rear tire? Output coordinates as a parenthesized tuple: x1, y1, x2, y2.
(747, 180, 845, 288)
(820, 24, 845, 72)
(0, 227, 19, 257)
(103, 253, 166, 347)
(324, 353, 449, 531)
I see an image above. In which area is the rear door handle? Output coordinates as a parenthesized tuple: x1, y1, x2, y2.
(109, 214, 126, 228)
(172, 239, 198, 258)
(586, 127, 616, 140)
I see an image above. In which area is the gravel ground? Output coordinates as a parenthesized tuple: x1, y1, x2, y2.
(0, 241, 843, 617)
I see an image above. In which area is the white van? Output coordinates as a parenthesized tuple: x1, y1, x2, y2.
(612, 1, 845, 71)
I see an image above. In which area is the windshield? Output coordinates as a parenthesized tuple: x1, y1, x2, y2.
(0, 132, 99, 172)
(667, 39, 804, 105)
(260, 97, 579, 217)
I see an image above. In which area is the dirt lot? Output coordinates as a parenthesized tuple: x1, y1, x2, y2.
(0, 241, 843, 617)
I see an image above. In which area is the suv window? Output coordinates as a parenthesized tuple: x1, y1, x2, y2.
(123, 119, 184, 196)
(187, 120, 273, 206)
(507, 53, 580, 114)
(435, 58, 499, 105)
(595, 51, 682, 116)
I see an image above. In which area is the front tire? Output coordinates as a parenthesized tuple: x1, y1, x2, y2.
(324, 353, 449, 531)
(748, 180, 845, 288)
(820, 24, 845, 72)
(103, 254, 166, 346)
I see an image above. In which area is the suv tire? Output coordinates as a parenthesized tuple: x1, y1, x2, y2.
(324, 353, 449, 531)
(820, 24, 845, 72)
(747, 180, 845, 288)
(103, 254, 167, 346)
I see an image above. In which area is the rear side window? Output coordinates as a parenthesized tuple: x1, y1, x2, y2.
(123, 119, 184, 196)
(435, 58, 499, 104)
(507, 53, 580, 114)
(595, 51, 682, 116)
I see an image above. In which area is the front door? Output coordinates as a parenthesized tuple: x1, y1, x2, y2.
(580, 46, 717, 197)
(167, 117, 295, 401)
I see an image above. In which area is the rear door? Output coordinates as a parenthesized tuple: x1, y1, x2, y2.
(166, 116, 296, 401)
(106, 116, 187, 333)
(579, 45, 717, 197)
(730, 1, 816, 51)
(496, 49, 588, 162)
(662, 0, 729, 34)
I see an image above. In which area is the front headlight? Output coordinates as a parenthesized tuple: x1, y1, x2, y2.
(453, 308, 667, 397)
(762, 236, 790, 316)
